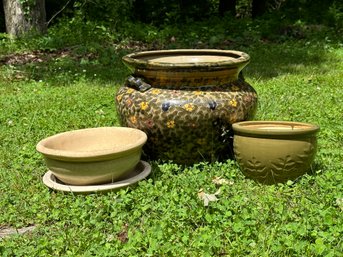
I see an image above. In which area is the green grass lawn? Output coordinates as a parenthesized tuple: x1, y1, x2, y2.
(0, 23, 342, 256)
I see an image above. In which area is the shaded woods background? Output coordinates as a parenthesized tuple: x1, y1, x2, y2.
(0, 0, 342, 34)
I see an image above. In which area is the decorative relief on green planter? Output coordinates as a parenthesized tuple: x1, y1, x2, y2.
(233, 121, 319, 184)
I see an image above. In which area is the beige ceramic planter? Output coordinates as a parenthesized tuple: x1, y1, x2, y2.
(36, 127, 147, 186)
(42, 161, 151, 194)
(232, 121, 320, 184)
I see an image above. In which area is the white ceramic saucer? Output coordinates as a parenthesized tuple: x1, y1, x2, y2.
(42, 161, 151, 193)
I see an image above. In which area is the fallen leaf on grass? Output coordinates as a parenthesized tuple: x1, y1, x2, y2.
(336, 198, 343, 211)
(0, 225, 36, 240)
(117, 223, 129, 243)
(198, 189, 221, 206)
(212, 176, 234, 185)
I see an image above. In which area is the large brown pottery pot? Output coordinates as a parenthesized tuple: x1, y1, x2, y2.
(232, 121, 320, 184)
(116, 49, 258, 164)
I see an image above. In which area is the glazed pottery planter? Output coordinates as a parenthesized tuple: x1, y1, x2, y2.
(42, 161, 152, 194)
(232, 121, 320, 184)
(36, 127, 147, 186)
(116, 49, 258, 164)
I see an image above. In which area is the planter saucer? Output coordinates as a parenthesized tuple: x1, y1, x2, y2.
(42, 161, 151, 193)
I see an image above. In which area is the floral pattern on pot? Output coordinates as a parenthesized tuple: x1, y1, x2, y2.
(116, 78, 257, 164)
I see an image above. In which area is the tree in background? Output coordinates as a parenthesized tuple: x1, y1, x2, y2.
(219, 0, 237, 16)
(1, 0, 342, 37)
(3, 0, 46, 37)
(218, 0, 268, 18)
(132, 0, 213, 24)
(251, 0, 267, 18)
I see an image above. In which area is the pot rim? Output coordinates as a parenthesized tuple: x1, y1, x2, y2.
(122, 49, 250, 71)
(232, 121, 320, 137)
(36, 127, 147, 161)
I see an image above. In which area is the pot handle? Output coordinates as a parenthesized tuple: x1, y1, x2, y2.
(126, 76, 151, 92)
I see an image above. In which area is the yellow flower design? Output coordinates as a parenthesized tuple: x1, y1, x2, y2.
(116, 94, 123, 102)
(193, 90, 203, 96)
(183, 103, 195, 112)
(130, 116, 137, 124)
(167, 120, 175, 128)
(229, 99, 237, 107)
(126, 98, 133, 106)
(126, 88, 135, 94)
(151, 89, 161, 95)
(139, 101, 149, 111)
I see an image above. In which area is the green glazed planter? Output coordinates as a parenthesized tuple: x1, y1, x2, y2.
(116, 49, 258, 164)
(232, 121, 320, 184)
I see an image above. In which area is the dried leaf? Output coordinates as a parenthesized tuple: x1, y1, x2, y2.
(198, 189, 221, 206)
(117, 223, 129, 243)
(0, 225, 36, 240)
(336, 198, 343, 211)
(212, 176, 234, 185)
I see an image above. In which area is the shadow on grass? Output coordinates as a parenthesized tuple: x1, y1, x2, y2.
(0, 48, 131, 86)
(242, 41, 335, 80)
(0, 36, 338, 86)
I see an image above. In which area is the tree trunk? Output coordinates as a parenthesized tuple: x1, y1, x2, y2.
(219, 0, 237, 16)
(252, 0, 267, 18)
(3, 0, 46, 37)
(133, 0, 147, 23)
